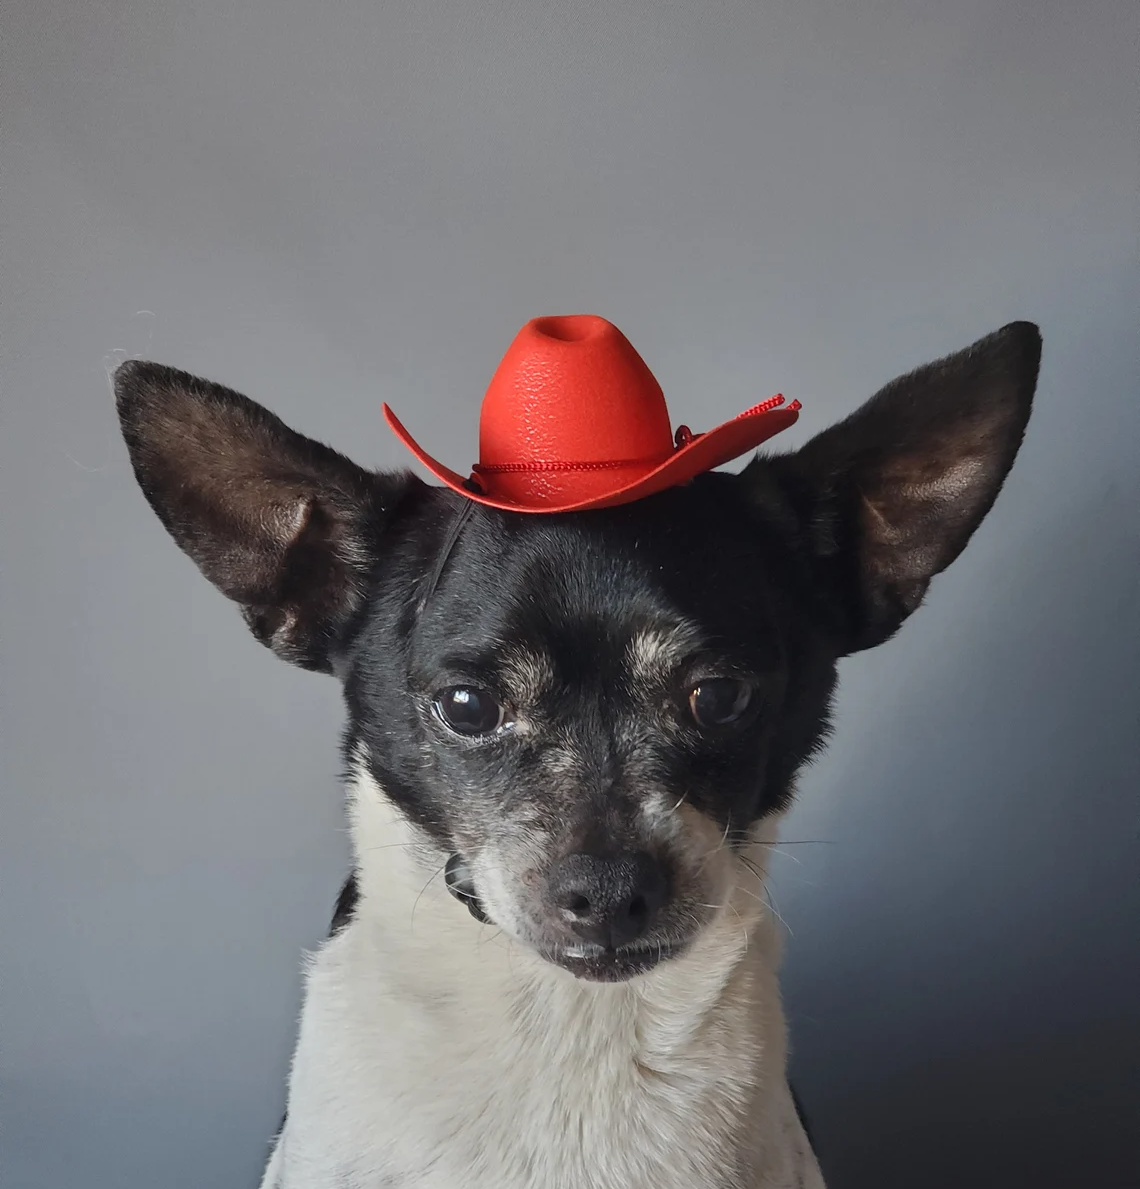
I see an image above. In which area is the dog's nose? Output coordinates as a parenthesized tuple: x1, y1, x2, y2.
(547, 851, 668, 949)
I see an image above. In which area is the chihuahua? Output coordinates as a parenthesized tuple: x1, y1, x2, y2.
(114, 319, 1040, 1188)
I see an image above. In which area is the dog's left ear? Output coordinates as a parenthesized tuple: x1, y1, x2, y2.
(765, 322, 1041, 655)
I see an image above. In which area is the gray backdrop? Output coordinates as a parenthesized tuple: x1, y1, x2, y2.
(3, 1, 1137, 1186)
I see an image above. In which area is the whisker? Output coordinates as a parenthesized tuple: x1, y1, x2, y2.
(697, 815, 734, 874)
(409, 862, 445, 932)
(728, 902, 748, 955)
(760, 845, 804, 867)
(477, 925, 504, 950)
(763, 885, 793, 938)
(738, 854, 766, 884)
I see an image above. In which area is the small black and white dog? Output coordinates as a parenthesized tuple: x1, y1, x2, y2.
(114, 320, 1040, 1189)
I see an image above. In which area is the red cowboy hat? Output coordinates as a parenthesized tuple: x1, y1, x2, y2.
(382, 314, 801, 513)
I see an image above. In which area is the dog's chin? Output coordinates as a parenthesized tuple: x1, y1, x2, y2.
(543, 939, 687, 982)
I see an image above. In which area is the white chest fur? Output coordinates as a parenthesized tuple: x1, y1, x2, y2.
(262, 773, 824, 1189)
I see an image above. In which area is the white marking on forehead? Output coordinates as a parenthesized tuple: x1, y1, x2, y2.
(626, 622, 705, 684)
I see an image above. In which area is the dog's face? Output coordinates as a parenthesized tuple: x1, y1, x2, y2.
(114, 322, 1040, 981)
(346, 483, 836, 978)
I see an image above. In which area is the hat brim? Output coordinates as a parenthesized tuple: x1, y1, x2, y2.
(382, 403, 801, 514)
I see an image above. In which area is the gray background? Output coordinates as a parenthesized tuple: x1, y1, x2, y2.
(3, 1, 1137, 1186)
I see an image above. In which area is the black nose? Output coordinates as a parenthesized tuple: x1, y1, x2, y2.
(547, 851, 668, 949)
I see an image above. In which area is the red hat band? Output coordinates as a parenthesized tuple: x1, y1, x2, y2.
(382, 315, 800, 513)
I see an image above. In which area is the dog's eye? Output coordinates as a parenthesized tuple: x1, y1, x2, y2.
(433, 687, 506, 736)
(688, 678, 752, 728)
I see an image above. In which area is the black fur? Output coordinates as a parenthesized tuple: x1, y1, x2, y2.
(329, 873, 359, 936)
(343, 476, 838, 842)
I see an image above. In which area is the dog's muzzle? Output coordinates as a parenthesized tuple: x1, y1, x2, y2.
(444, 853, 489, 923)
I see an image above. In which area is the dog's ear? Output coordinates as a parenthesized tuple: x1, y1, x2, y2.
(114, 360, 416, 673)
(766, 322, 1041, 655)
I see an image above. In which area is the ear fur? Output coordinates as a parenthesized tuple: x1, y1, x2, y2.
(114, 360, 416, 672)
(765, 322, 1041, 654)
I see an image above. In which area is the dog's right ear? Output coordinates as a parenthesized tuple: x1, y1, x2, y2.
(114, 360, 416, 673)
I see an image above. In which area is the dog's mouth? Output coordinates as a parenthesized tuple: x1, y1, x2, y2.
(546, 938, 686, 982)
(445, 852, 686, 981)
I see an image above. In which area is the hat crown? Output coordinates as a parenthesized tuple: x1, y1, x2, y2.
(381, 312, 800, 513)
(479, 316, 673, 468)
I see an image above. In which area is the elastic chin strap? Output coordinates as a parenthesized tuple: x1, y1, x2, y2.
(444, 853, 489, 923)
(417, 503, 489, 925)
(416, 498, 477, 615)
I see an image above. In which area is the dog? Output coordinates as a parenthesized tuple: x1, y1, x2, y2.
(113, 316, 1040, 1189)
